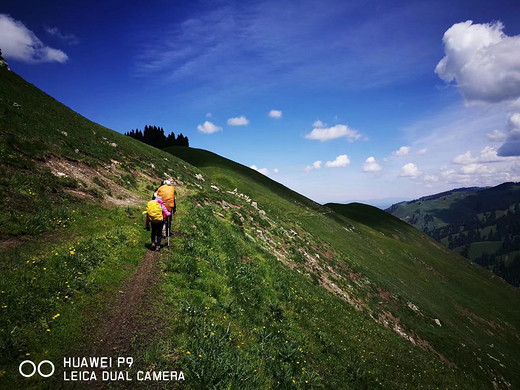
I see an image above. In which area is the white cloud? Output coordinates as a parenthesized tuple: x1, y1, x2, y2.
(362, 157, 382, 172)
(460, 163, 496, 175)
(227, 116, 249, 126)
(273, 168, 279, 174)
(197, 121, 222, 134)
(393, 146, 410, 156)
(486, 130, 506, 142)
(479, 146, 505, 163)
(0, 14, 68, 63)
(454, 146, 512, 164)
(400, 163, 421, 178)
(424, 175, 439, 182)
(313, 120, 326, 128)
(206, 112, 212, 118)
(435, 20, 520, 104)
(268, 110, 282, 119)
(304, 160, 322, 172)
(44, 26, 79, 45)
(250, 165, 269, 175)
(416, 148, 427, 155)
(325, 154, 350, 168)
(305, 124, 362, 142)
(453, 151, 477, 165)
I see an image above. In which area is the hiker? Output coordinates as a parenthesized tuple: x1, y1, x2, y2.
(153, 180, 176, 236)
(144, 196, 170, 251)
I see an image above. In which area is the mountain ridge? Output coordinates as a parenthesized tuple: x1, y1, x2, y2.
(386, 182, 520, 286)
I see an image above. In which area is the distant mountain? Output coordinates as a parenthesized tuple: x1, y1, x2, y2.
(387, 183, 520, 286)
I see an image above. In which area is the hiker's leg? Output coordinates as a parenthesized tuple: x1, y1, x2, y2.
(152, 223, 160, 243)
(150, 224, 155, 243)
(156, 221, 164, 247)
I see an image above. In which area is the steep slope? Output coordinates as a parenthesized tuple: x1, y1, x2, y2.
(1, 63, 519, 389)
(387, 183, 520, 286)
(0, 65, 201, 387)
(167, 146, 520, 389)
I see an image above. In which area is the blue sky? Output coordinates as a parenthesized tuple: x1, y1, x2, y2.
(2, 0, 520, 207)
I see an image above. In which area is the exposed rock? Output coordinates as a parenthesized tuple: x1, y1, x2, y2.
(0, 50, 10, 70)
(234, 212, 244, 224)
(211, 185, 219, 191)
(195, 173, 205, 181)
(434, 319, 442, 327)
(407, 302, 420, 313)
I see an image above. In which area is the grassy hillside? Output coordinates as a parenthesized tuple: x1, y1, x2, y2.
(166, 146, 520, 389)
(387, 183, 520, 286)
(0, 63, 519, 389)
(0, 65, 198, 386)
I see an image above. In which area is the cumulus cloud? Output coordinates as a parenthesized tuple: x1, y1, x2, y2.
(479, 146, 506, 163)
(250, 165, 269, 175)
(206, 112, 212, 118)
(435, 20, 520, 104)
(304, 160, 322, 172)
(305, 124, 362, 142)
(273, 168, 279, 174)
(197, 121, 222, 134)
(424, 175, 439, 182)
(487, 130, 507, 142)
(45, 26, 79, 45)
(393, 146, 410, 156)
(460, 163, 496, 175)
(400, 163, 421, 178)
(268, 110, 282, 119)
(227, 116, 249, 126)
(453, 151, 477, 165)
(416, 148, 427, 155)
(454, 146, 512, 164)
(325, 154, 350, 168)
(362, 157, 382, 172)
(0, 14, 68, 63)
(498, 112, 520, 156)
(313, 120, 326, 128)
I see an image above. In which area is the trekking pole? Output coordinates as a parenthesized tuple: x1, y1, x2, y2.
(167, 214, 171, 247)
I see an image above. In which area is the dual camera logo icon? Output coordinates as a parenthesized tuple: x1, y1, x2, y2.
(19, 360, 55, 378)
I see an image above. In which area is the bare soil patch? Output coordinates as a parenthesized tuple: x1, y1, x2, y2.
(45, 157, 144, 207)
(88, 250, 161, 356)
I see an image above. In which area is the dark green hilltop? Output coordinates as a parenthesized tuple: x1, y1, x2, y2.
(1, 59, 520, 389)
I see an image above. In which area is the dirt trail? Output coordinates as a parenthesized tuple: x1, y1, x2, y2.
(89, 250, 161, 356)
